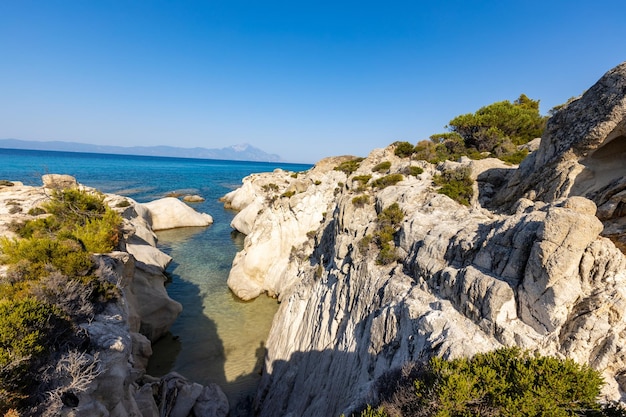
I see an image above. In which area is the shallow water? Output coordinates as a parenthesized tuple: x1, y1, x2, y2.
(0, 148, 311, 412)
(146, 225, 279, 408)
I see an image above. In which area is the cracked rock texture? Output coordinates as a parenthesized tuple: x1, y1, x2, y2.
(223, 62, 626, 417)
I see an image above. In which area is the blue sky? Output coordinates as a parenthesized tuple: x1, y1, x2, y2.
(1, 1, 624, 163)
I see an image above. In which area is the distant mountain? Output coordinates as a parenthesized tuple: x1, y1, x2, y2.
(0, 139, 283, 162)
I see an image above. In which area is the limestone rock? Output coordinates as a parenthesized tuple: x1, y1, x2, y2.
(183, 194, 205, 202)
(491, 62, 626, 251)
(142, 197, 213, 230)
(221, 74, 626, 415)
(42, 173, 79, 189)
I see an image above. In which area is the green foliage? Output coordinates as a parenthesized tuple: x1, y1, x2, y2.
(357, 347, 621, 417)
(358, 234, 373, 253)
(393, 141, 415, 158)
(432, 167, 474, 206)
(281, 190, 296, 198)
(372, 161, 392, 173)
(373, 203, 405, 265)
(355, 204, 404, 264)
(115, 199, 131, 208)
(0, 298, 71, 412)
(408, 166, 424, 177)
(411, 94, 546, 164)
(352, 195, 370, 208)
(499, 148, 529, 165)
(334, 158, 365, 175)
(372, 174, 404, 189)
(0, 188, 123, 412)
(27, 206, 46, 216)
(449, 94, 546, 150)
(0, 236, 93, 280)
(314, 180, 322, 185)
(352, 175, 372, 191)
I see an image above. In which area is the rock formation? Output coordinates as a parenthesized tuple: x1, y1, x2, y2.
(143, 197, 213, 230)
(223, 62, 626, 416)
(0, 177, 228, 416)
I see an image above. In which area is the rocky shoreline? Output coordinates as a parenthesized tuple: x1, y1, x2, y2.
(0, 174, 227, 416)
(221, 62, 626, 416)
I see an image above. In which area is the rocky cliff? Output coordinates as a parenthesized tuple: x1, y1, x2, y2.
(222, 62, 626, 416)
(0, 175, 227, 417)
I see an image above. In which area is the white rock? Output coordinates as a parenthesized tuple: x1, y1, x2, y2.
(142, 197, 213, 230)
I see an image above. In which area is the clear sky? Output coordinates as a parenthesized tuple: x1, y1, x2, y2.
(1, 1, 624, 163)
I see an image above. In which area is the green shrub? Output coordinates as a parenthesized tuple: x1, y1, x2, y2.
(393, 141, 415, 158)
(27, 207, 46, 216)
(408, 166, 424, 177)
(373, 203, 405, 265)
(334, 158, 365, 175)
(0, 188, 124, 412)
(115, 199, 131, 208)
(499, 148, 529, 165)
(0, 297, 71, 412)
(352, 175, 372, 191)
(372, 161, 391, 173)
(0, 236, 93, 280)
(281, 190, 296, 198)
(314, 180, 322, 185)
(433, 167, 473, 206)
(352, 195, 370, 208)
(372, 174, 404, 189)
(358, 347, 622, 417)
(358, 234, 373, 253)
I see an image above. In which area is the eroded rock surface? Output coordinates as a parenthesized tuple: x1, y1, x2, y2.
(492, 61, 626, 251)
(224, 63, 626, 416)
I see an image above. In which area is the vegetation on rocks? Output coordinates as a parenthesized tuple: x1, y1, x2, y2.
(372, 174, 404, 189)
(352, 195, 370, 208)
(334, 157, 365, 175)
(0, 188, 122, 415)
(394, 95, 547, 164)
(352, 347, 626, 417)
(359, 203, 405, 265)
(433, 167, 474, 206)
(407, 166, 423, 177)
(352, 175, 372, 191)
(372, 161, 392, 173)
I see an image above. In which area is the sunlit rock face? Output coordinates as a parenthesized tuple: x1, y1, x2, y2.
(492, 61, 626, 251)
(224, 63, 626, 417)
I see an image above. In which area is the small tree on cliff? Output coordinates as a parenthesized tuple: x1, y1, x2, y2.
(447, 94, 547, 152)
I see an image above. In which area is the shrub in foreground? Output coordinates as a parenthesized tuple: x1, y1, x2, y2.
(352, 347, 625, 417)
(0, 188, 122, 414)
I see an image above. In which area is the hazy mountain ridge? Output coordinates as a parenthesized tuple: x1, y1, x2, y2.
(0, 139, 283, 162)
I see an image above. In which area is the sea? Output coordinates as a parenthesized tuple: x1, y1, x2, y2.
(0, 148, 312, 412)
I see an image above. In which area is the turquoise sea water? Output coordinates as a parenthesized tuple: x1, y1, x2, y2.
(0, 148, 312, 411)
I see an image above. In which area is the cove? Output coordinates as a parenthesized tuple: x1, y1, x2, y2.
(146, 223, 279, 414)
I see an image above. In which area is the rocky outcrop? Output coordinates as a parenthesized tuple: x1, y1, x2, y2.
(224, 64, 626, 416)
(0, 177, 227, 417)
(143, 197, 213, 230)
(492, 61, 626, 250)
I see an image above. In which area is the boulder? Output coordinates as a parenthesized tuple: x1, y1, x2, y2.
(183, 194, 205, 202)
(42, 173, 79, 189)
(142, 197, 213, 230)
